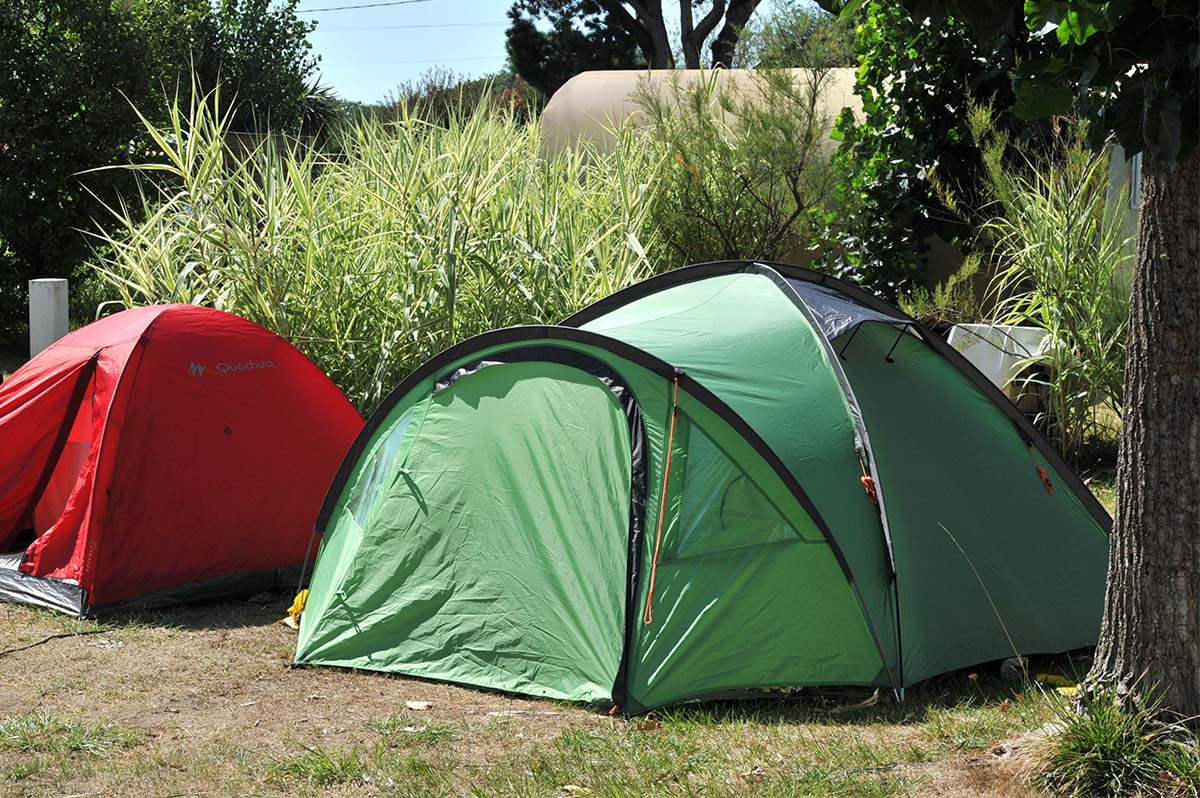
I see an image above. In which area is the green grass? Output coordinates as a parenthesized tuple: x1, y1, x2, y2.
(1089, 477, 1117, 515)
(368, 715, 458, 747)
(1039, 686, 1200, 797)
(0, 713, 138, 756)
(441, 682, 1063, 798)
(265, 745, 372, 786)
(3, 761, 41, 782)
(255, 683, 1061, 797)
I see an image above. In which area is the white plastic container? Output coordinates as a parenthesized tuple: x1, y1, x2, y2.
(947, 323, 1049, 389)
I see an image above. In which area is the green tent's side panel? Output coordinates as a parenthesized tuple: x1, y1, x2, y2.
(297, 361, 636, 703)
(624, 389, 890, 713)
(838, 323, 1109, 686)
(581, 272, 898, 678)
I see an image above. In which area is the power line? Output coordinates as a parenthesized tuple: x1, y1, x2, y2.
(313, 21, 506, 31)
(297, 0, 434, 13)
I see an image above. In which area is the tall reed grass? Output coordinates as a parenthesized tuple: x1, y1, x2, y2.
(981, 133, 1132, 458)
(930, 105, 1133, 461)
(90, 88, 662, 411)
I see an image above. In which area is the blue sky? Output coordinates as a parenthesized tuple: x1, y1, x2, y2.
(301, 0, 513, 104)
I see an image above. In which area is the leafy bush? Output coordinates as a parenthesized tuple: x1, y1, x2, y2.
(820, 1, 1048, 300)
(636, 68, 839, 267)
(733, 1, 855, 69)
(1040, 686, 1200, 797)
(89, 87, 660, 412)
(898, 254, 986, 331)
(0, 0, 320, 351)
(371, 67, 541, 127)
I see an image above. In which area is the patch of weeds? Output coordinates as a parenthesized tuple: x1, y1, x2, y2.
(780, 762, 916, 797)
(473, 724, 698, 795)
(368, 715, 457, 747)
(381, 752, 451, 798)
(265, 745, 371, 786)
(770, 732, 920, 797)
(0, 712, 138, 755)
(4, 759, 41, 782)
(923, 701, 1017, 753)
(1039, 686, 1200, 797)
(913, 674, 1056, 757)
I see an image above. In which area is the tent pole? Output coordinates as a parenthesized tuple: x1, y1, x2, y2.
(884, 324, 911, 363)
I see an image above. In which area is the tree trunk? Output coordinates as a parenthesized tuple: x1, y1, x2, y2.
(709, 0, 761, 68)
(594, 0, 675, 68)
(1089, 146, 1200, 718)
(681, 0, 726, 69)
(680, 0, 700, 69)
(644, 10, 673, 69)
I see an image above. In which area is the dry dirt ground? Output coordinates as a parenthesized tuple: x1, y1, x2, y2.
(0, 594, 1068, 798)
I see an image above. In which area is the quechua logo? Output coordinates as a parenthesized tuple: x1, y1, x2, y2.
(187, 359, 275, 377)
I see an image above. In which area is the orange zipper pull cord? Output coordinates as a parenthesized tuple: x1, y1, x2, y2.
(857, 451, 878, 505)
(1028, 444, 1055, 495)
(643, 376, 680, 626)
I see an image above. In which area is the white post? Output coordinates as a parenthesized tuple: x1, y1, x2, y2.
(29, 278, 69, 357)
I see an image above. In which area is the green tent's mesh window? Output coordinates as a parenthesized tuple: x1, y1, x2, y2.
(345, 405, 416, 526)
(665, 415, 809, 561)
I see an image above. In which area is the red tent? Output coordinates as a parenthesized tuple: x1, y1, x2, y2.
(0, 305, 362, 615)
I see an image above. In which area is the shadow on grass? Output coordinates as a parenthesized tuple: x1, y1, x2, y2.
(101, 591, 295, 632)
(654, 649, 1093, 727)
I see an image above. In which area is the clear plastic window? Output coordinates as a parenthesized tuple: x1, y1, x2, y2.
(345, 406, 415, 526)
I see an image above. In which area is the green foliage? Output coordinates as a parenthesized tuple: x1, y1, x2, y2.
(896, 0, 1198, 164)
(88, 87, 661, 413)
(1011, 1, 1196, 162)
(973, 116, 1131, 458)
(194, 0, 318, 134)
(1040, 685, 1200, 797)
(0, 0, 319, 351)
(0, 1, 163, 345)
(0, 713, 138, 755)
(816, 1, 1044, 300)
(898, 255, 984, 329)
(506, 0, 644, 97)
(372, 67, 541, 127)
(636, 68, 838, 266)
(734, 1, 856, 68)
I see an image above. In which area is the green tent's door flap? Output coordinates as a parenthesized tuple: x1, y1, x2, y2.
(297, 359, 635, 704)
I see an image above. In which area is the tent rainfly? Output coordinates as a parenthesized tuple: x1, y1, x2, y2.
(294, 261, 1111, 714)
(0, 305, 363, 616)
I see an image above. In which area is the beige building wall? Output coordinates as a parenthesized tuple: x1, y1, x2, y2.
(540, 68, 860, 153)
(540, 68, 965, 287)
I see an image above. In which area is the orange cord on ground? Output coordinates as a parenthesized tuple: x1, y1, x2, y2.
(857, 451, 878, 505)
(643, 376, 680, 626)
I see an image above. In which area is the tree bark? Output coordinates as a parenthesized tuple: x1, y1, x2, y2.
(709, 0, 761, 67)
(594, 0, 674, 68)
(1089, 146, 1200, 718)
(681, 0, 725, 69)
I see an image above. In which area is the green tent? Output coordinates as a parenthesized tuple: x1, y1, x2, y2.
(295, 261, 1111, 714)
